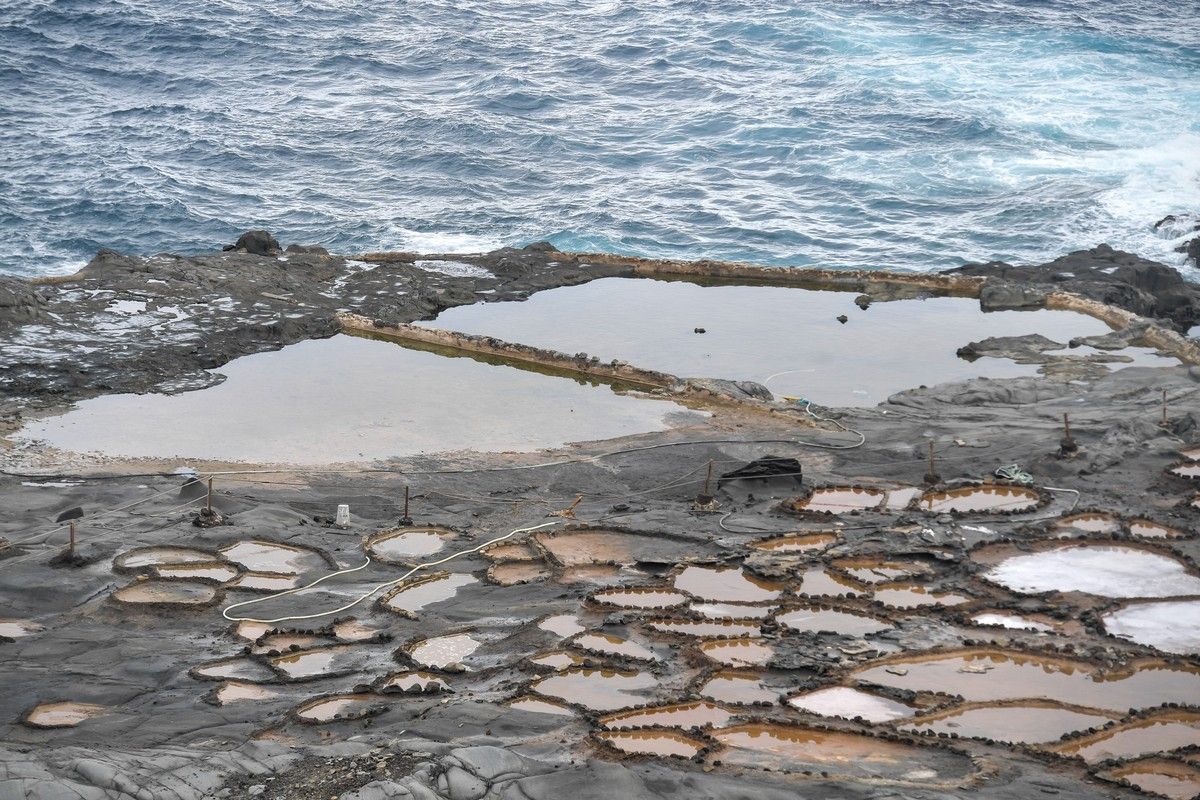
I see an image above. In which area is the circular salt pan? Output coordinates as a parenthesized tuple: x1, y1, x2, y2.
(792, 487, 885, 514)
(115, 546, 215, 569)
(296, 694, 381, 723)
(24, 701, 107, 728)
(919, 485, 1041, 514)
(1103, 601, 1200, 655)
(367, 528, 451, 561)
(113, 580, 217, 605)
(986, 545, 1200, 598)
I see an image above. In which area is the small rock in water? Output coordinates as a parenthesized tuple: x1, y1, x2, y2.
(836, 315, 848, 324)
(694, 327, 706, 333)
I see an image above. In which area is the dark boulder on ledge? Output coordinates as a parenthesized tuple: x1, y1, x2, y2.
(947, 245, 1200, 334)
(224, 230, 281, 256)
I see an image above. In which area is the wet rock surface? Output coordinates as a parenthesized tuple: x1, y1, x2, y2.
(1, 237, 1199, 800)
(949, 244, 1200, 333)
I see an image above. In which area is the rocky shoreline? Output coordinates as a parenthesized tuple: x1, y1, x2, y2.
(1, 234, 1197, 431)
(1, 236, 1199, 800)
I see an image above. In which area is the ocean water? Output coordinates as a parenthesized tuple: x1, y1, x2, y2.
(1, 0, 1198, 277)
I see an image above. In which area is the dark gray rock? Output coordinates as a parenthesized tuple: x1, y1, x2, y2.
(232, 230, 281, 256)
(949, 245, 1200, 332)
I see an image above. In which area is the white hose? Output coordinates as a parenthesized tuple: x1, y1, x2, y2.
(221, 519, 565, 625)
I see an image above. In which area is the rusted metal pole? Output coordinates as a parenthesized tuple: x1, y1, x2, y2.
(703, 460, 714, 496)
(928, 441, 936, 475)
(1162, 388, 1169, 427)
(206, 477, 213, 513)
(1063, 413, 1071, 440)
(404, 486, 410, 520)
(68, 522, 75, 554)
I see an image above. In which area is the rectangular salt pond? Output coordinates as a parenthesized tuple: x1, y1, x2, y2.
(15, 334, 699, 464)
(421, 277, 1174, 407)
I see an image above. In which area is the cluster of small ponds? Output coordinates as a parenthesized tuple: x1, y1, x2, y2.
(11, 460, 1200, 799)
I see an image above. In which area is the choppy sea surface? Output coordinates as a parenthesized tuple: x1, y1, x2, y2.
(2, 0, 1198, 277)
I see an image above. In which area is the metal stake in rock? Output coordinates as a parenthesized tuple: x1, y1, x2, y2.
(398, 486, 413, 527)
(1059, 413, 1078, 457)
(923, 441, 941, 486)
(193, 476, 225, 528)
(692, 460, 720, 512)
(1161, 388, 1170, 428)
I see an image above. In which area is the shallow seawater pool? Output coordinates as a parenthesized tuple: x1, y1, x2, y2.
(14, 334, 698, 464)
(422, 278, 1174, 407)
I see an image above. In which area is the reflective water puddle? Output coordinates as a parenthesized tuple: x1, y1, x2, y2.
(251, 633, 326, 656)
(798, 567, 867, 597)
(787, 686, 915, 723)
(699, 672, 778, 705)
(408, 633, 481, 669)
(969, 612, 1054, 633)
(983, 544, 1200, 598)
(1102, 600, 1200, 654)
(777, 607, 890, 636)
(228, 572, 301, 592)
(115, 546, 215, 570)
(193, 657, 277, 683)
(367, 527, 451, 562)
(155, 562, 240, 582)
(712, 723, 971, 781)
(852, 649, 1200, 711)
(1101, 758, 1200, 800)
(422, 277, 1140, 407)
(539, 614, 585, 638)
(591, 587, 689, 610)
(531, 667, 657, 711)
(572, 632, 657, 661)
(673, 566, 783, 603)
(698, 638, 773, 667)
(379, 671, 448, 693)
(483, 541, 540, 561)
(597, 729, 705, 758)
(380, 573, 477, 616)
(215, 682, 277, 704)
(333, 619, 380, 642)
(902, 702, 1115, 744)
(1049, 711, 1200, 763)
(872, 583, 969, 609)
(1052, 512, 1122, 534)
(296, 694, 382, 723)
(113, 579, 216, 605)
(748, 532, 837, 553)
(1127, 519, 1185, 538)
(1169, 462, 1200, 479)
(507, 696, 574, 716)
(536, 530, 636, 566)
(220, 541, 324, 574)
(0, 619, 43, 638)
(234, 621, 273, 641)
(833, 558, 931, 584)
(270, 646, 359, 680)
(24, 701, 108, 728)
(690, 602, 776, 619)
(918, 485, 1041, 514)
(15, 334, 694, 463)
(646, 618, 760, 637)
(599, 700, 734, 730)
(529, 650, 588, 670)
(488, 561, 552, 586)
(790, 487, 886, 514)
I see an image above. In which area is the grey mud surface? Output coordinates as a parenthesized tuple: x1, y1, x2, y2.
(1, 237, 1199, 800)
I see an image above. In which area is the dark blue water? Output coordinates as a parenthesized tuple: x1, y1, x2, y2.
(2, 0, 1198, 277)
